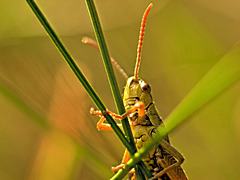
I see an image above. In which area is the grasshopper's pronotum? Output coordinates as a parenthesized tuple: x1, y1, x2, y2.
(85, 3, 188, 180)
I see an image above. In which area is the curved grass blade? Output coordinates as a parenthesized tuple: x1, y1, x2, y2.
(111, 44, 240, 179)
(26, 2, 149, 177)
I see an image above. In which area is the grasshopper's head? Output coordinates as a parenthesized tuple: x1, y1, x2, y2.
(123, 3, 153, 110)
(123, 76, 152, 110)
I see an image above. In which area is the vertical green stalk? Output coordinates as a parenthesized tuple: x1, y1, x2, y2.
(85, 0, 151, 178)
(85, 0, 134, 145)
(26, 0, 132, 153)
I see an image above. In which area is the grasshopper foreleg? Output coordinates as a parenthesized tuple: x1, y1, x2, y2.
(90, 102, 145, 175)
(90, 101, 145, 131)
(90, 107, 122, 131)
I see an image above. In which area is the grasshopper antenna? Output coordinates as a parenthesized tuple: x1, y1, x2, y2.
(134, 3, 153, 80)
(82, 36, 129, 79)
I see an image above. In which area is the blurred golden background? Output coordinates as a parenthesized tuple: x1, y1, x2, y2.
(0, 0, 240, 179)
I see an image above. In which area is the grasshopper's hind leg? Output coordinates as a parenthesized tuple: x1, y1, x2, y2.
(152, 139, 186, 179)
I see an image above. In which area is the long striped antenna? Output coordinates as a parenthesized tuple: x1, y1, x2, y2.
(82, 36, 129, 79)
(134, 3, 153, 80)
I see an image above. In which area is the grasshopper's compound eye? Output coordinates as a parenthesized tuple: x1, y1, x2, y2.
(140, 81, 151, 93)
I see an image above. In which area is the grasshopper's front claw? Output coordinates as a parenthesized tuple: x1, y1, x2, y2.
(89, 107, 100, 116)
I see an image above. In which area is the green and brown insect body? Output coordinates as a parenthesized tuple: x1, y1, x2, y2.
(123, 76, 187, 179)
(123, 77, 168, 174)
(119, 3, 188, 179)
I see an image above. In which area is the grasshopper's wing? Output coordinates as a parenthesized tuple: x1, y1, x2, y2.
(154, 140, 188, 180)
(147, 103, 164, 126)
(147, 103, 170, 142)
(147, 104, 188, 179)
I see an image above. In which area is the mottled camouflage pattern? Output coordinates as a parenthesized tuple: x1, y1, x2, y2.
(123, 77, 187, 180)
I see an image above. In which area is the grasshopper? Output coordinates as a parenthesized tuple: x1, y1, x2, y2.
(26, 0, 187, 178)
(84, 3, 188, 180)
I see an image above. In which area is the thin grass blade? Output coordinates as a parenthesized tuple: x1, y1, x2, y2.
(85, 0, 151, 177)
(84, 0, 134, 148)
(26, 0, 132, 152)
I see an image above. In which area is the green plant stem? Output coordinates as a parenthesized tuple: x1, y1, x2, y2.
(26, 0, 132, 153)
(85, 0, 134, 147)
(111, 44, 240, 179)
(85, 0, 151, 178)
